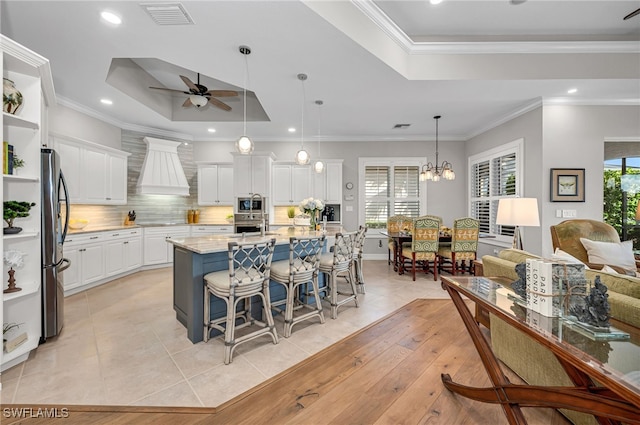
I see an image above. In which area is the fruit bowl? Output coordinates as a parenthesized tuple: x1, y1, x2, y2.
(68, 219, 89, 230)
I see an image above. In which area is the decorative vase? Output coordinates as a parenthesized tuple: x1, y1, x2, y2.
(3, 226, 22, 235)
(3, 78, 23, 115)
(309, 211, 317, 230)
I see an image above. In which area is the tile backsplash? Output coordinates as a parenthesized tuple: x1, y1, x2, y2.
(65, 130, 233, 228)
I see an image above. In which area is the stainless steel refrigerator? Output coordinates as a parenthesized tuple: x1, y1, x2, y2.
(41, 148, 70, 341)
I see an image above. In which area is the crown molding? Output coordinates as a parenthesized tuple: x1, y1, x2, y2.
(352, 0, 640, 55)
(465, 98, 543, 140)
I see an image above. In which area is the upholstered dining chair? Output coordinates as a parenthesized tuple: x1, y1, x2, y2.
(270, 235, 326, 337)
(352, 225, 367, 294)
(203, 238, 278, 364)
(438, 217, 479, 275)
(399, 216, 440, 281)
(319, 231, 358, 319)
(387, 215, 412, 269)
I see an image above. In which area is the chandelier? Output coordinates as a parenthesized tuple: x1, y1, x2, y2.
(420, 115, 455, 182)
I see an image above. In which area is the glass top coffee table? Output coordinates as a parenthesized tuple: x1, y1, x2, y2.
(440, 275, 640, 425)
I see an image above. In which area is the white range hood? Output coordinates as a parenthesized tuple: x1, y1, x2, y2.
(136, 137, 189, 196)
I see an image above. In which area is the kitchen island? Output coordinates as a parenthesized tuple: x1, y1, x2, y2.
(167, 226, 342, 343)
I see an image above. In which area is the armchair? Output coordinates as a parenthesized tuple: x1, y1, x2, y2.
(550, 219, 640, 272)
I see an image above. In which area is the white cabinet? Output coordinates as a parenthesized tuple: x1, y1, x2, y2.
(233, 152, 274, 198)
(197, 163, 234, 206)
(272, 163, 311, 205)
(62, 233, 106, 291)
(143, 226, 190, 266)
(51, 134, 129, 205)
(2, 35, 55, 371)
(105, 229, 142, 277)
(191, 225, 233, 235)
(311, 160, 343, 203)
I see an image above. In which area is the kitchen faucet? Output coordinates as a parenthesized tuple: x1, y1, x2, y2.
(250, 193, 266, 236)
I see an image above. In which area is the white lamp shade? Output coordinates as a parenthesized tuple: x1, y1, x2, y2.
(189, 95, 208, 107)
(313, 160, 325, 173)
(496, 198, 540, 227)
(235, 135, 254, 154)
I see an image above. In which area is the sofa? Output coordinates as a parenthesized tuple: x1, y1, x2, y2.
(481, 248, 640, 425)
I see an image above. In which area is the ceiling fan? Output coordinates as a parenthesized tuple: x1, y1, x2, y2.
(149, 73, 238, 111)
(624, 7, 640, 20)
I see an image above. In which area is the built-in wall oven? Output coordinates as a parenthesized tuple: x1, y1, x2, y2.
(237, 197, 265, 214)
(234, 214, 270, 234)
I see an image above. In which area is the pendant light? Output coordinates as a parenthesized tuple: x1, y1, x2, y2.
(419, 115, 455, 182)
(295, 73, 310, 165)
(313, 100, 325, 173)
(235, 45, 253, 155)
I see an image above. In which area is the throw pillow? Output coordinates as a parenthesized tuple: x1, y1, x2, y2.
(552, 248, 588, 267)
(579, 238, 637, 272)
(601, 264, 619, 274)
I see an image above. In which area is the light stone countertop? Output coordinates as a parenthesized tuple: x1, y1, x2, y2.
(167, 225, 345, 255)
(66, 222, 232, 235)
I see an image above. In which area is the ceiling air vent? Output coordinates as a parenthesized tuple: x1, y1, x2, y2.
(141, 3, 194, 25)
(393, 124, 411, 129)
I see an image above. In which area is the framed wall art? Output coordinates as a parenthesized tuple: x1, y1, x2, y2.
(550, 168, 585, 202)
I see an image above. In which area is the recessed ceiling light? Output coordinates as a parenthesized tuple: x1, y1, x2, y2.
(567, 88, 578, 94)
(101, 11, 122, 25)
(430, 0, 443, 5)
(207, 128, 216, 133)
(100, 99, 113, 105)
(288, 127, 296, 133)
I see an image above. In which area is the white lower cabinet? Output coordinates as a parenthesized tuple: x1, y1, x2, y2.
(105, 229, 143, 276)
(62, 233, 106, 292)
(190, 225, 233, 236)
(143, 226, 190, 266)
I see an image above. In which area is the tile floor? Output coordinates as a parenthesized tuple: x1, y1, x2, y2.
(1, 260, 451, 407)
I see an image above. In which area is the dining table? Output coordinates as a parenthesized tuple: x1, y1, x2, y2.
(380, 230, 452, 274)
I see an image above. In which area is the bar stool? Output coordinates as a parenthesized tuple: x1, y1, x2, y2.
(203, 238, 278, 365)
(270, 235, 326, 337)
(319, 231, 358, 319)
(352, 225, 367, 294)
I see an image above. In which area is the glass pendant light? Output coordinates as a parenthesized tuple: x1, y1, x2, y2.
(313, 100, 325, 173)
(295, 73, 310, 165)
(235, 45, 254, 155)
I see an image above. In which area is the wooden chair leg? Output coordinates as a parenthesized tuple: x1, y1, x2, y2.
(451, 252, 457, 276)
(433, 257, 439, 281)
(412, 253, 417, 281)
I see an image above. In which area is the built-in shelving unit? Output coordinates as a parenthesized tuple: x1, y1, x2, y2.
(1, 34, 55, 372)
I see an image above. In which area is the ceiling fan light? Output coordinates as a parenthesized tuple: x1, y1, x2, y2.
(189, 95, 208, 107)
(314, 160, 325, 173)
(236, 135, 254, 155)
(295, 149, 310, 165)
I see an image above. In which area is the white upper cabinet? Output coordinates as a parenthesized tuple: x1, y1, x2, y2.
(51, 134, 130, 205)
(232, 152, 274, 198)
(197, 163, 234, 206)
(272, 163, 311, 205)
(311, 159, 343, 203)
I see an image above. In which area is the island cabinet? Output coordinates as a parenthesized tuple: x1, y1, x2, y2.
(271, 163, 311, 205)
(196, 163, 234, 206)
(50, 134, 130, 205)
(2, 35, 55, 371)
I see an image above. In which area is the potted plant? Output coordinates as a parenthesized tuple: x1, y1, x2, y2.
(226, 214, 234, 223)
(12, 154, 25, 173)
(3, 201, 35, 234)
(287, 206, 296, 227)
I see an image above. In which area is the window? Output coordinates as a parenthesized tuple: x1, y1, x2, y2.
(604, 153, 640, 249)
(359, 158, 425, 230)
(468, 139, 523, 241)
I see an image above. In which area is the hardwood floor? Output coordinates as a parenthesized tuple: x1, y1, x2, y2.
(2, 299, 571, 424)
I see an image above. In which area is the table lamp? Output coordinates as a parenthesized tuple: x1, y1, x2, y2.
(495, 198, 540, 250)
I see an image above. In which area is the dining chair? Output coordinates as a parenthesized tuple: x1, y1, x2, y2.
(203, 238, 278, 364)
(352, 225, 367, 293)
(319, 231, 358, 319)
(438, 217, 480, 275)
(270, 235, 326, 337)
(399, 216, 440, 281)
(387, 215, 412, 269)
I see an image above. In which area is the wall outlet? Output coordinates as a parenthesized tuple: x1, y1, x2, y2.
(562, 209, 577, 218)
(346, 206, 353, 212)
(556, 209, 562, 218)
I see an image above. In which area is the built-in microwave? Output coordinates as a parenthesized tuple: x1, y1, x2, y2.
(237, 197, 265, 213)
(321, 204, 341, 222)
